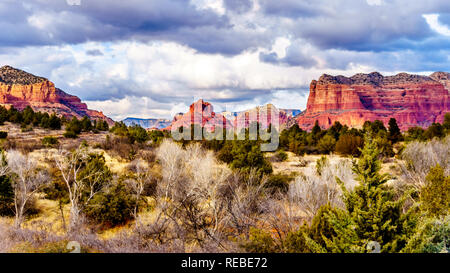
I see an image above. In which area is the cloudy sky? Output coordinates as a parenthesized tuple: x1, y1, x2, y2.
(2, 0, 450, 120)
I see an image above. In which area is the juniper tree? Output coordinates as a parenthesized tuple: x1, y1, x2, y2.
(330, 137, 416, 252)
(388, 118, 402, 143)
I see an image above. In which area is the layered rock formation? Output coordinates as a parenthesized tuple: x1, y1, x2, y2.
(297, 72, 450, 131)
(0, 66, 113, 124)
(165, 99, 300, 132)
(164, 99, 233, 131)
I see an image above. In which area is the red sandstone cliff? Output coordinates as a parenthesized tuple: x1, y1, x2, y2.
(165, 101, 294, 132)
(164, 99, 233, 131)
(297, 72, 450, 131)
(0, 66, 114, 125)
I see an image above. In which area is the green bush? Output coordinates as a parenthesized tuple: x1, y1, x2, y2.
(388, 118, 402, 143)
(273, 150, 288, 162)
(405, 126, 425, 141)
(424, 123, 445, 140)
(420, 164, 450, 217)
(63, 130, 78, 139)
(315, 156, 329, 176)
(403, 216, 449, 253)
(42, 136, 59, 147)
(64, 117, 83, 138)
(265, 174, 290, 194)
(335, 134, 364, 156)
(317, 134, 336, 154)
(241, 227, 277, 253)
(85, 182, 136, 227)
(0, 131, 7, 139)
(374, 134, 394, 158)
(127, 125, 149, 144)
(0, 175, 14, 216)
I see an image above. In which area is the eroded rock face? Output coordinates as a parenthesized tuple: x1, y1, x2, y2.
(165, 100, 297, 132)
(0, 66, 113, 124)
(164, 99, 233, 132)
(297, 72, 450, 131)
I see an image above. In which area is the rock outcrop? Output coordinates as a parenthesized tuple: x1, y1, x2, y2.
(297, 72, 450, 131)
(165, 99, 300, 132)
(164, 99, 233, 131)
(0, 66, 113, 124)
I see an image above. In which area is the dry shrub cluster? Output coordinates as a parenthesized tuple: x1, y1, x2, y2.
(400, 135, 450, 188)
(288, 158, 356, 220)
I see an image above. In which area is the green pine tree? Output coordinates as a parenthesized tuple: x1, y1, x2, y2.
(331, 136, 416, 252)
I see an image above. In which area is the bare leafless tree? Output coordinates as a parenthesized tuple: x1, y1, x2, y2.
(288, 159, 356, 220)
(54, 145, 108, 233)
(155, 140, 236, 250)
(125, 159, 152, 226)
(6, 150, 49, 228)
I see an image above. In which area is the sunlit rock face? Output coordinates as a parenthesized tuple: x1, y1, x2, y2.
(0, 65, 113, 124)
(165, 99, 298, 132)
(297, 72, 450, 131)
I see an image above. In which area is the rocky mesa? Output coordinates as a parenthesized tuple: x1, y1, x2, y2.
(0, 65, 114, 125)
(297, 71, 450, 131)
(165, 99, 300, 132)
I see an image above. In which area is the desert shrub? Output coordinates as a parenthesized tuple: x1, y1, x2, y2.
(423, 123, 445, 140)
(48, 114, 62, 130)
(335, 134, 364, 156)
(85, 182, 136, 227)
(400, 136, 450, 188)
(288, 159, 355, 219)
(148, 130, 166, 145)
(406, 126, 425, 141)
(374, 134, 395, 158)
(95, 120, 109, 131)
(241, 227, 277, 253)
(284, 226, 312, 253)
(64, 117, 82, 138)
(388, 118, 402, 143)
(63, 130, 78, 139)
(420, 164, 450, 217)
(444, 112, 450, 131)
(363, 120, 387, 136)
(0, 131, 7, 139)
(80, 116, 93, 132)
(156, 140, 243, 248)
(285, 205, 339, 253)
(265, 174, 290, 194)
(218, 140, 273, 177)
(315, 156, 329, 176)
(127, 125, 149, 144)
(272, 150, 288, 162)
(317, 134, 336, 154)
(42, 136, 59, 147)
(402, 216, 449, 253)
(20, 123, 33, 132)
(11, 240, 93, 253)
(0, 175, 14, 216)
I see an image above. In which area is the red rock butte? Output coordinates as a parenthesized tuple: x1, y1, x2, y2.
(0, 65, 113, 125)
(165, 99, 295, 132)
(297, 71, 450, 131)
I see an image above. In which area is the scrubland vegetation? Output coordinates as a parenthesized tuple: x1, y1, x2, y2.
(0, 112, 449, 253)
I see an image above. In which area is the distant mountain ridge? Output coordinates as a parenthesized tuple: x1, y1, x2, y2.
(122, 117, 171, 129)
(0, 65, 114, 125)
